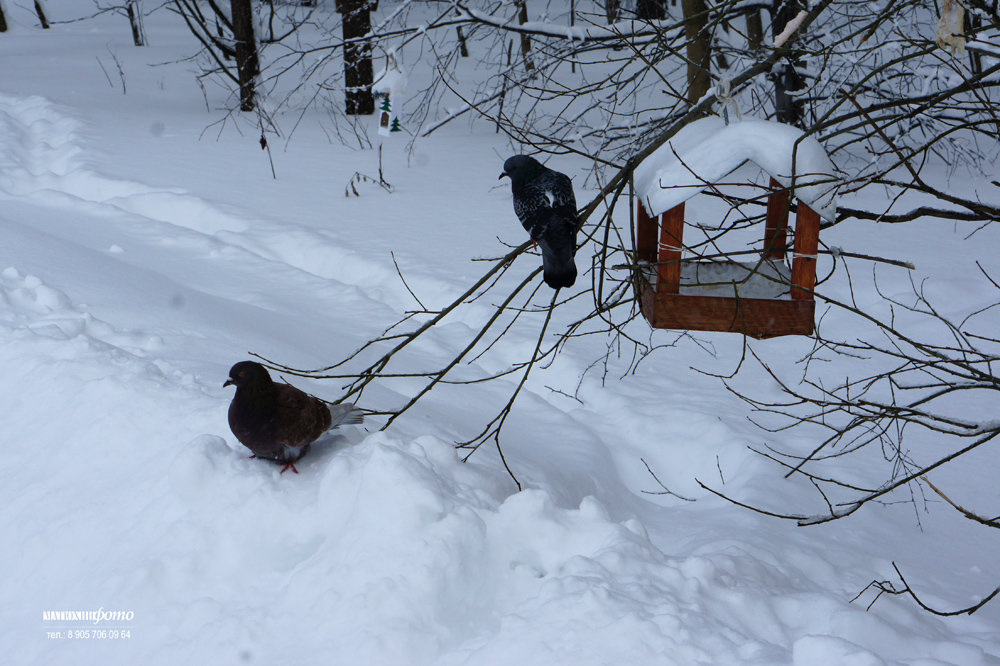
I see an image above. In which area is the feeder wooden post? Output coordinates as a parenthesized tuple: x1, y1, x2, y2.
(657, 203, 684, 294)
(636, 201, 658, 264)
(791, 203, 820, 299)
(764, 177, 790, 259)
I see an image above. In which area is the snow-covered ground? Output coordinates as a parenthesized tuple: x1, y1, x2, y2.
(3, 3, 999, 665)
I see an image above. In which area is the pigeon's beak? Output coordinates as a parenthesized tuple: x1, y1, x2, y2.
(498, 171, 508, 180)
(223, 379, 234, 388)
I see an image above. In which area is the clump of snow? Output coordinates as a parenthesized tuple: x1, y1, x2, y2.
(936, 0, 967, 56)
(773, 10, 808, 48)
(634, 116, 839, 221)
(373, 54, 407, 98)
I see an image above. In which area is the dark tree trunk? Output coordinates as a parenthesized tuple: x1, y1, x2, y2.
(127, 0, 146, 47)
(605, 0, 620, 23)
(514, 0, 533, 71)
(217, 16, 232, 61)
(682, 0, 711, 109)
(771, 0, 805, 127)
(231, 0, 259, 112)
(337, 0, 375, 115)
(966, 10, 982, 76)
(746, 9, 763, 51)
(0, 4, 7, 33)
(636, 0, 667, 20)
(35, 0, 50, 29)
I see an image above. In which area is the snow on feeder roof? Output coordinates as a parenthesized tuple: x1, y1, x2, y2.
(633, 116, 839, 221)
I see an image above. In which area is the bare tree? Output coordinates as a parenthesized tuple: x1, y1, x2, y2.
(127, 0, 146, 46)
(35, 0, 50, 29)
(770, 0, 805, 127)
(81, 2, 151, 46)
(336, 0, 374, 114)
(231, 0, 258, 111)
(682, 0, 711, 108)
(705, 277, 1000, 529)
(174, 0, 332, 114)
(513, 0, 533, 71)
(604, 0, 620, 24)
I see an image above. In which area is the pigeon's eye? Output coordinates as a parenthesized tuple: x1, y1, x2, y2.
(239, 371, 245, 377)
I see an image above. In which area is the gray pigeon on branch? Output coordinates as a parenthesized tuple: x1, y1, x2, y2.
(500, 155, 579, 289)
(224, 361, 363, 474)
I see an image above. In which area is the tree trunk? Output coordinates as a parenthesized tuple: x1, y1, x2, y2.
(127, 0, 146, 47)
(514, 0, 533, 71)
(771, 0, 805, 127)
(682, 0, 711, 109)
(605, 0, 620, 24)
(231, 0, 259, 112)
(746, 9, 763, 51)
(0, 2, 7, 33)
(337, 0, 375, 115)
(34, 0, 50, 29)
(966, 10, 982, 76)
(636, 0, 667, 20)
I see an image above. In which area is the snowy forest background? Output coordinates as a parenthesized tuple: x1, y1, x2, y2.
(3, 0, 1000, 664)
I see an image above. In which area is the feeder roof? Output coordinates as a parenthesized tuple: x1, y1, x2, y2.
(633, 117, 839, 221)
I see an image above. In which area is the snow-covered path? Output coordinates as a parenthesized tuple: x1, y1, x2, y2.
(2, 5, 999, 665)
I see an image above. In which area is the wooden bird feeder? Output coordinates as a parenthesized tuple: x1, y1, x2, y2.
(631, 117, 839, 339)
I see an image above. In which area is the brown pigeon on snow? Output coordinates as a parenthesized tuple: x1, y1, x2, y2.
(224, 361, 363, 474)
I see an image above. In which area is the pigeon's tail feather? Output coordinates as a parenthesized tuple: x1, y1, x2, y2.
(538, 216, 578, 290)
(328, 403, 364, 429)
(543, 262, 577, 289)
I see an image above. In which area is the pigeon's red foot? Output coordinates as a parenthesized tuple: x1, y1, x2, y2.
(279, 462, 299, 474)
(249, 454, 257, 459)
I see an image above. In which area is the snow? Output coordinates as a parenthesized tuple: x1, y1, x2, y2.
(455, 6, 674, 43)
(642, 259, 795, 299)
(2, 3, 999, 665)
(374, 55, 407, 98)
(634, 116, 840, 221)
